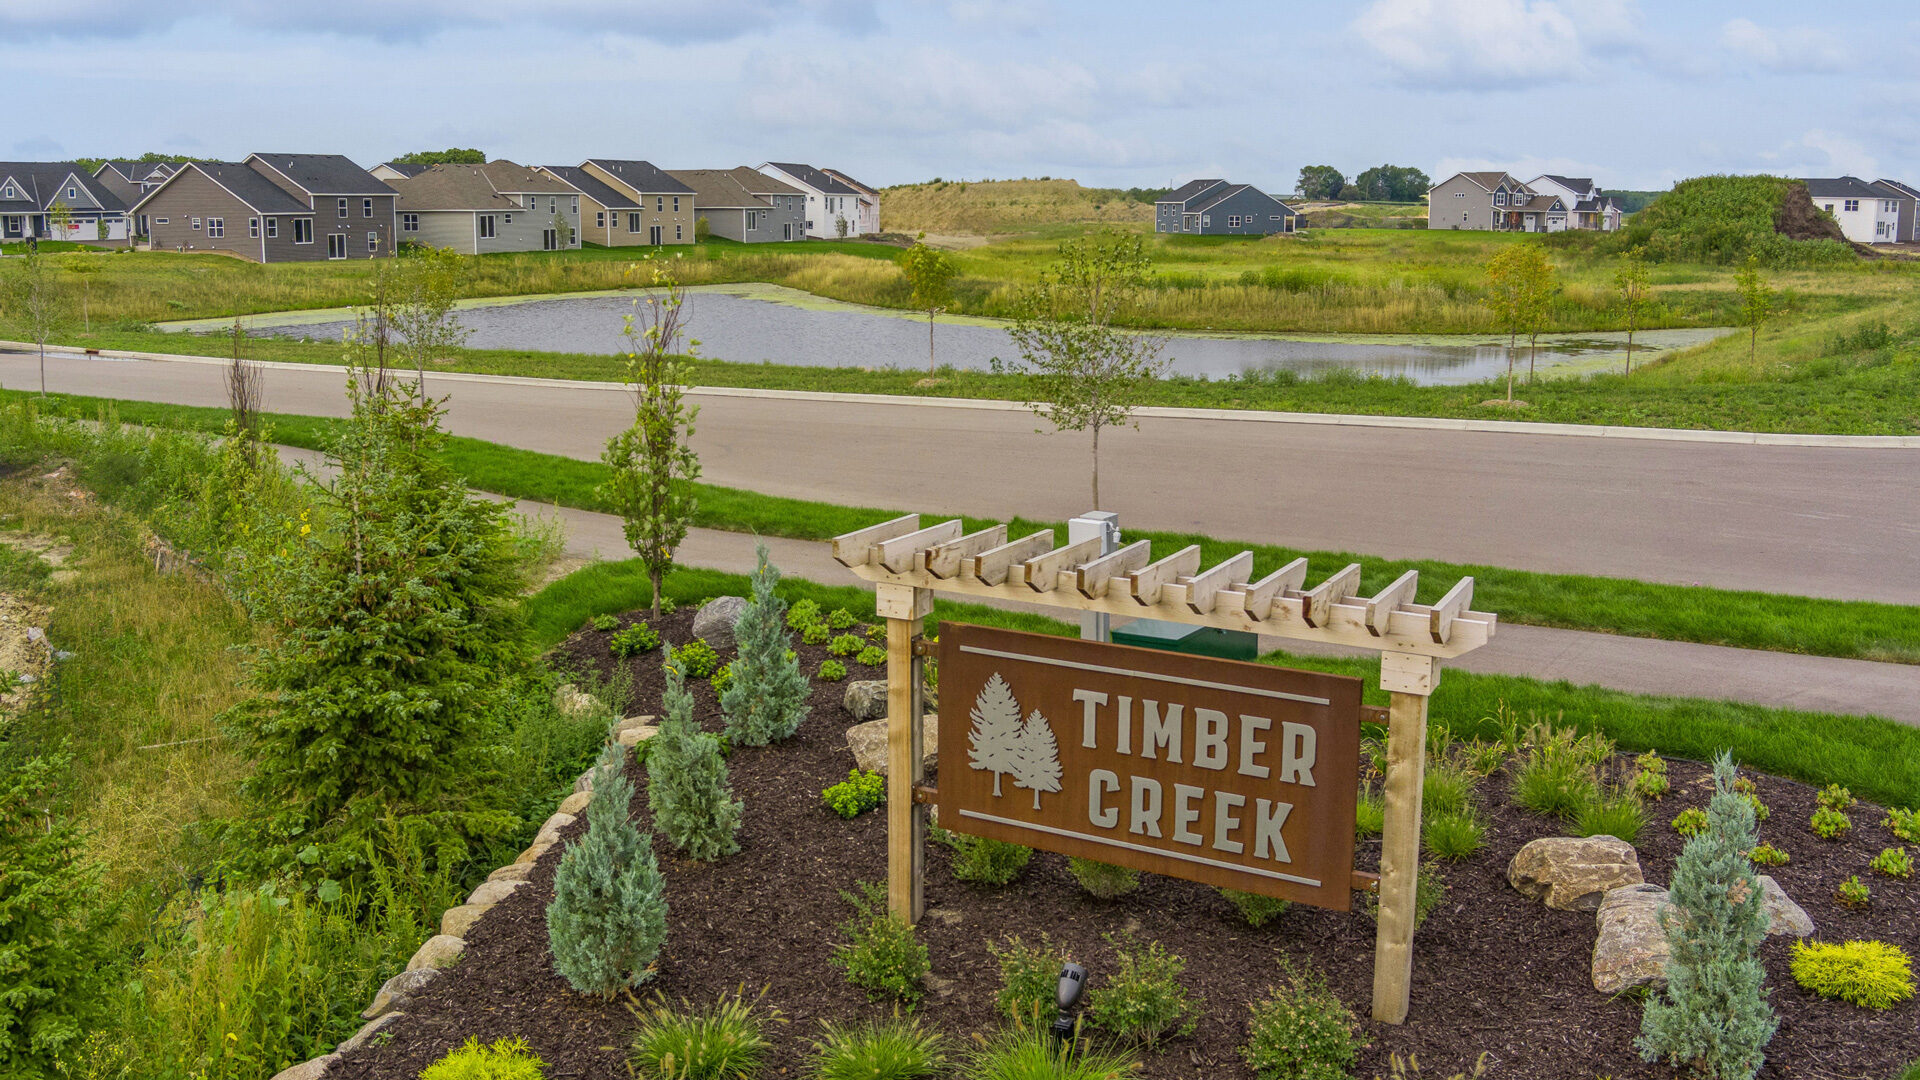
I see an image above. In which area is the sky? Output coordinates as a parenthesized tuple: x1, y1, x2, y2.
(4, 0, 1915, 192)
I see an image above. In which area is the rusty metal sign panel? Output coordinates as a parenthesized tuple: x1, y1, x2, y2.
(936, 624, 1364, 910)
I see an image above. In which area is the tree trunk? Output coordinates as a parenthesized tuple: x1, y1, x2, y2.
(1527, 332, 1538, 384)
(650, 566, 663, 621)
(1506, 352, 1514, 403)
(1625, 319, 1634, 376)
(1090, 422, 1101, 511)
(38, 341, 45, 397)
(927, 311, 935, 373)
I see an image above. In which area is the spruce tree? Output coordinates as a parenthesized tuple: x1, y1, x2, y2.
(646, 655, 743, 861)
(546, 745, 668, 998)
(1637, 752, 1777, 1079)
(719, 545, 811, 746)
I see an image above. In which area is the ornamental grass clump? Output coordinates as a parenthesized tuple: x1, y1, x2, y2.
(1069, 857, 1140, 899)
(1636, 752, 1777, 1080)
(718, 546, 811, 746)
(1240, 959, 1366, 1080)
(961, 1025, 1139, 1080)
(1509, 721, 1606, 819)
(646, 656, 742, 861)
(628, 993, 772, 1079)
(1789, 939, 1914, 1009)
(1219, 888, 1293, 928)
(546, 746, 669, 998)
(810, 1017, 946, 1080)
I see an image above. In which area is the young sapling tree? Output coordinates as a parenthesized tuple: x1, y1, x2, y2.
(1614, 245, 1652, 376)
(898, 238, 957, 372)
(1735, 255, 1773, 363)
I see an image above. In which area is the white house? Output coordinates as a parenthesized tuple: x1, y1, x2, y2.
(756, 162, 878, 238)
(1526, 175, 1623, 232)
(1804, 177, 1908, 243)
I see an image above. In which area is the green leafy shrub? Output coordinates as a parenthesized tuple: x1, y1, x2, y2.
(1836, 875, 1871, 909)
(940, 830, 1033, 885)
(1883, 807, 1920, 843)
(1219, 888, 1292, 928)
(988, 934, 1069, 1024)
(547, 747, 669, 998)
(591, 613, 619, 632)
(1817, 784, 1856, 813)
(1747, 843, 1789, 867)
(646, 657, 742, 861)
(1812, 806, 1852, 840)
(1789, 940, 1914, 1010)
(708, 663, 732, 696)
(1636, 753, 1776, 1080)
(611, 622, 662, 658)
(1364, 864, 1446, 930)
(823, 770, 885, 819)
(719, 547, 811, 747)
(1240, 959, 1366, 1080)
(628, 993, 770, 1079)
(1576, 788, 1647, 844)
(1870, 847, 1913, 879)
(1423, 806, 1484, 860)
(959, 1025, 1138, 1080)
(832, 881, 929, 1004)
(802, 622, 832, 645)
(1086, 934, 1197, 1047)
(827, 607, 858, 630)
(1632, 750, 1670, 800)
(1730, 777, 1769, 823)
(1509, 722, 1605, 819)
(1672, 807, 1709, 837)
(829, 633, 865, 657)
(865, 623, 887, 642)
(671, 637, 720, 679)
(811, 1018, 946, 1080)
(1355, 785, 1384, 839)
(786, 598, 821, 629)
(817, 659, 848, 681)
(1068, 857, 1140, 899)
(856, 645, 888, 667)
(422, 1036, 547, 1080)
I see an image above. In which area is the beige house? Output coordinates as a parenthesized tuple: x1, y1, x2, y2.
(575, 159, 696, 246)
(388, 160, 582, 254)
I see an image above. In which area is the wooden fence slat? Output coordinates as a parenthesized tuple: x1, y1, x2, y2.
(921, 524, 1008, 579)
(965, 530, 1054, 587)
(1428, 576, 1475, 644)
(1022, 536, 1103, 594)
(1237, 556, 1310, 620)
(831, 514, 919, 567)
(1301, 563, 1362, 627)
(1126, 545, 1202, 606)
(1074, 538, 1152, 599)
(1364, 569, 1421, 637)
(874, 520, 964, 574)
(1184, 550, 1255, 615)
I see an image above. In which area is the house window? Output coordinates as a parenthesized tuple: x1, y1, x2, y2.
(155, 217, 169, 225)
(248, 218, 259, 238)
(595, 211, 605, 228)
(504, 213, 512, 224)
(656, 196, 664, 211)
(191, 217, 201, 230)
(1844, 199, 1859, 212)
(293, 218, 313, 244)
(207, 217, 224, 238)
(0, 184, 14, 199)
(1823, 203, 1834, 211)
(1227, 215, 1239, 227)
(401, 213, 418, 231)
(629, 212, 641, 232)
(571, 197, 579, 214)
(363, 198, 373, 218)
(327, 233, 346, 259)
(266, 218, 278, 238)
(67, 186, 76, 199)
(1494, 193, 1506, 206)
(368, 231, 379, 251)
(549, 197, 557, 213)
(479, 215, 496, 239)
(1201, 215, 1210, 226)
(673, 196, 680, 212)
(675, 224, 682, 240)
(1454, 191, 1465, 198)
(338, 198, 349, 217)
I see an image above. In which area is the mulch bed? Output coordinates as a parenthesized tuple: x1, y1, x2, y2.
(334, 605, 1920, 1079)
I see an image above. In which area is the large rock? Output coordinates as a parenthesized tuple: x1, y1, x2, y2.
(1508, 835, 1644, 911)
(615, 723, 659, 748)
(553, 682, 600, 719)
(270, 1054, 338, 1080)
(466, 878, 526, 908)
(691, 596, 748, 653)
(1756, 875, 1815, 938)
(845, 680, 889, 722)
(439, 904, 488, 939)
(362, 968, 436, 1021)
(1592, 883, 1671, 993)
(488, 861, 536, 883)
(533, 812, 576, 847)
(336, 1011, 404, 1054)
(845, 715, 937, 776)
(405, 934, 466, 972)
(557, 790, 593, 816)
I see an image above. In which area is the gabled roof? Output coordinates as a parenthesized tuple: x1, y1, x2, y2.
(539, 165, 638, 209)
(130, 161, 314, 216)
(583, 159, 695, 197)
(1538, 174, 1596, 194)
(481, 159, 579, 194)
(246, 153, 392, 196)
(1512, 194, 1564, 212)
(0, 162, 128, 212)
(1448, 171, 1531, 195)
(1157, 178, 1228, 207)
(821, 167, 876, 197)
(763, 162, 859, 195)
(1803, 176, 1891, 200)
(1876, 178, 1920, 201)
(735, 167, 804, 197)
(376, 162, 429, 179)
(1189, 183, 1262, 214)
(667, 168, 774, 211)
(387, 165, 521, 213)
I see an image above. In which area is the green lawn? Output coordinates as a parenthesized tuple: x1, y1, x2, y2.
(27, 389, 1920, 665)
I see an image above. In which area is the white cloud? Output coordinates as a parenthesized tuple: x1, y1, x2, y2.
(1718, 18, 1847, 74)
(1794, 130, 1879, 178)
(1351, 0, 1644, 88)
(740, 47, 1101, 136)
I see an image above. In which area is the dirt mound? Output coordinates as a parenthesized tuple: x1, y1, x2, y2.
(1774, 183, 1849, 243)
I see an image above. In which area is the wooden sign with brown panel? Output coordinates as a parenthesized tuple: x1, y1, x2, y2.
(937, 624, 1363, 910)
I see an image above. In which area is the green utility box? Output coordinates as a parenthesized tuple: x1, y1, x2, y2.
(1111, 618, 1258, 661)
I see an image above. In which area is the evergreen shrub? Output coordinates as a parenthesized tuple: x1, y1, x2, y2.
(1789, 940, 1914, 1010)
(421, 1036, 547, 1080)
(1672, 808, 1708, 837)
(802, 622, 832, 645)
(547, 746, 669, 998)
(671, 637, 720, 679)
(940, 830, 1032, 885)
(646, 657, 742, 861)
(591, 613, 619, 632)
(822, 770, 885, 819)
(987, 935, 1068, 1024)
(1816, 784, 1856, 812)
(1883, 807, 1920, 843)
(1869, 847, 1913, 879)
(827, 607, 858, 630)
(817, 659, 848, 682)
(786, 598, 821, 630)
(1747, 843, 1789, 867)
(829, 633, 865, 657)
(718, 547, 811, 746)
(610, 622, 661, 658)
(1811, 807, 1852, 839)
(856, 645, 887, 667)
(1835, 875, 1871, 908)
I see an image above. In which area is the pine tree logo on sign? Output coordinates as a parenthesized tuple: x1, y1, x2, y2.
(967, 673, 1063, 809)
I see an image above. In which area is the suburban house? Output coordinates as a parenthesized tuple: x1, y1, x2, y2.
(667, 167, 806, 242)
(132, 154, 397, 262)
(388, 160, 582, 254)
(1526, 175, 1623, 231)
(1153, 179, 1302, 235)
(534, 165, 637, 247)
(756, 162, 878, 238)
(575, 159, 696, 246)
(1877, 179, 1920, 243)
(0, 162, 132, 243)
(93, 160, 179, 235)
(1804, 177, 1913, 243)
(370, 162, 429, 183)
(1427, 172, 1570, 232)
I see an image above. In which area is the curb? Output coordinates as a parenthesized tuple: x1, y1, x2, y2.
(10, 340, 1920, 449)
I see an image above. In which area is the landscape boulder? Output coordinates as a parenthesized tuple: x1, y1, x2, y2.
(615, 722, 659, 748)
(1756, 874, 1815, 938)
(440, 904, 487, 939)
(487, 861, 535, 883)
(1508, 835, 1644, 910)
(269, 1054, 338, 1080)
(557, 789, 593, 816)
(691, 596, 749, 653)
(845, 715, 937, 776)
(533, 812, 576, 847)
(405, 934, 466, 972)
(553, 682, 600, 719)
(466, 878, 525, 908)
(1592, 883, 1671, 993)
(336, 1010, 404, 1054)
(362, 968, 437, 1021)
(844, 680, 888, 722)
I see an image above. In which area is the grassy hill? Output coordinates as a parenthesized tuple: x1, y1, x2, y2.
(1607, 175, 1854, 265)
(880, 177, 1155, 236)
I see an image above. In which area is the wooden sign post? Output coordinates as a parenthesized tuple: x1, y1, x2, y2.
(831, 515, 1497, 1024)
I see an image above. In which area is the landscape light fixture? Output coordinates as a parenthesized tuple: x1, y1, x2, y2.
(1051, 962, 1088, 1043)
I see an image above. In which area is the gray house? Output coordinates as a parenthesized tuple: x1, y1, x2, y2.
(1427, 171, 1569, 232)
(1874, 178, 1919, 243)
(0, 161, 131, 243)
(667, 167, 805, 242)
(133, 154, 396, 262)
(390, 160, 582, 254)
(1154, 179, 1301, 235)
(93, 160, 179, 235)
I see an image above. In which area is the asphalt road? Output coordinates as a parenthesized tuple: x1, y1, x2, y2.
(15, 350, 1920, 604)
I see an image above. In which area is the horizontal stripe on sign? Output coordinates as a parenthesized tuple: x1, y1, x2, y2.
(957, 645, 1330, 707)
(958, 808, 1323, 888)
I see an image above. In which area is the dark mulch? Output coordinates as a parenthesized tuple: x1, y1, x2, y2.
(334, 606, 1920, 1079)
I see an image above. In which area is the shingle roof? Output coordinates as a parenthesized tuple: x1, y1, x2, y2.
(0, 162, 128, 212)
(1189, 184, 1253, 213)
(1456, 171, 1529, 193)
(539, 165, 638, 209)
(1803, 176, 1889, 200)
(387, 165, 522, 213)
(667, 169, 772, 211)
(1541, 175, 1596, 194)
(583, 159, 695, 197)
(764, 162, 858, 195)
(1876, 178, 1920, 201)
(179, 162, 314, 215)
(821, 167, 876, 196)
(378, 162, 429, 178)
(735, 168, 804, 197)
(1157, 178, 1227, 207)
(247, 153, 391, 195)
(481, 159, 579, 194)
